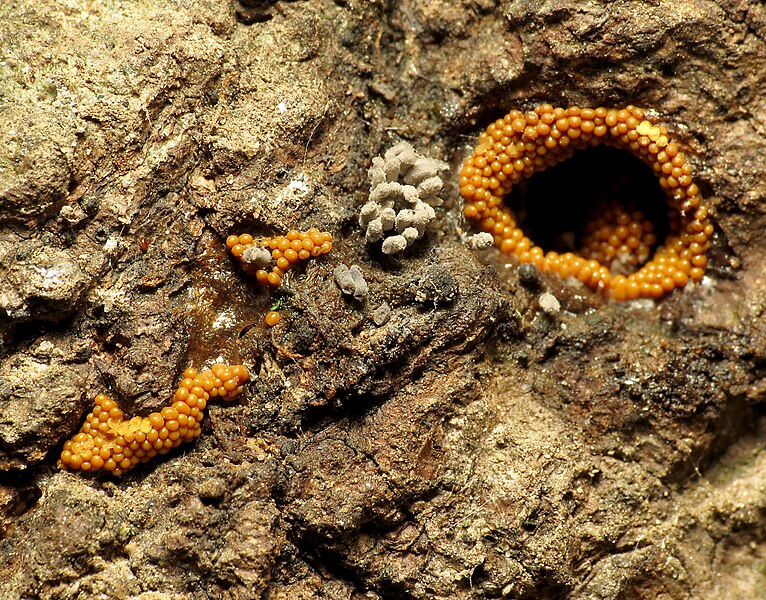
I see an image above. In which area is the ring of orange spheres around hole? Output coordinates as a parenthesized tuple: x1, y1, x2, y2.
(59, 364, 249, 475)
(459, 104, 713, 300)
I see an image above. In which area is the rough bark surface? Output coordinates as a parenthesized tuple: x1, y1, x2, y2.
(1, 0, 766, 598)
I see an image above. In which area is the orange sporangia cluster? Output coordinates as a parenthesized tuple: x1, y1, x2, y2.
(459, 104, 713, 300)
(59, 364, 249, 475)
(227, 228, 333, 287)
(579, 201, 657, 275)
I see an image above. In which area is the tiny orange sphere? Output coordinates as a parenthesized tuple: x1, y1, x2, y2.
(265, 311, 281, 327)
(276, 257, 290, 271)
(149, 413, 164, 429)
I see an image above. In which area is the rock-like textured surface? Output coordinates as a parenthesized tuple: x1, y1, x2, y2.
(1, 0, 766, 598)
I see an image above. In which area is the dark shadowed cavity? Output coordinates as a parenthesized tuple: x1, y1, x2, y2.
(505, 145, 670, 263)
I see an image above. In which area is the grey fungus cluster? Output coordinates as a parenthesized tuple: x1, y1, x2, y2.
(467, 232, 494, 250)
(333, 264, 368, 300)
(240, 245, 272, 269)
(361, 141, 448, 255)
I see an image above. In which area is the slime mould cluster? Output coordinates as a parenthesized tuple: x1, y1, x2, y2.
(60, 365, 249, 475)
(228, 227, 334, 326)
(460, 104, 713, 300)
(227, 228, 333, 287)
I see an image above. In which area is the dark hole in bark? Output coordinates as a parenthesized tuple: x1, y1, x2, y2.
(504, 145, 670, 267)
